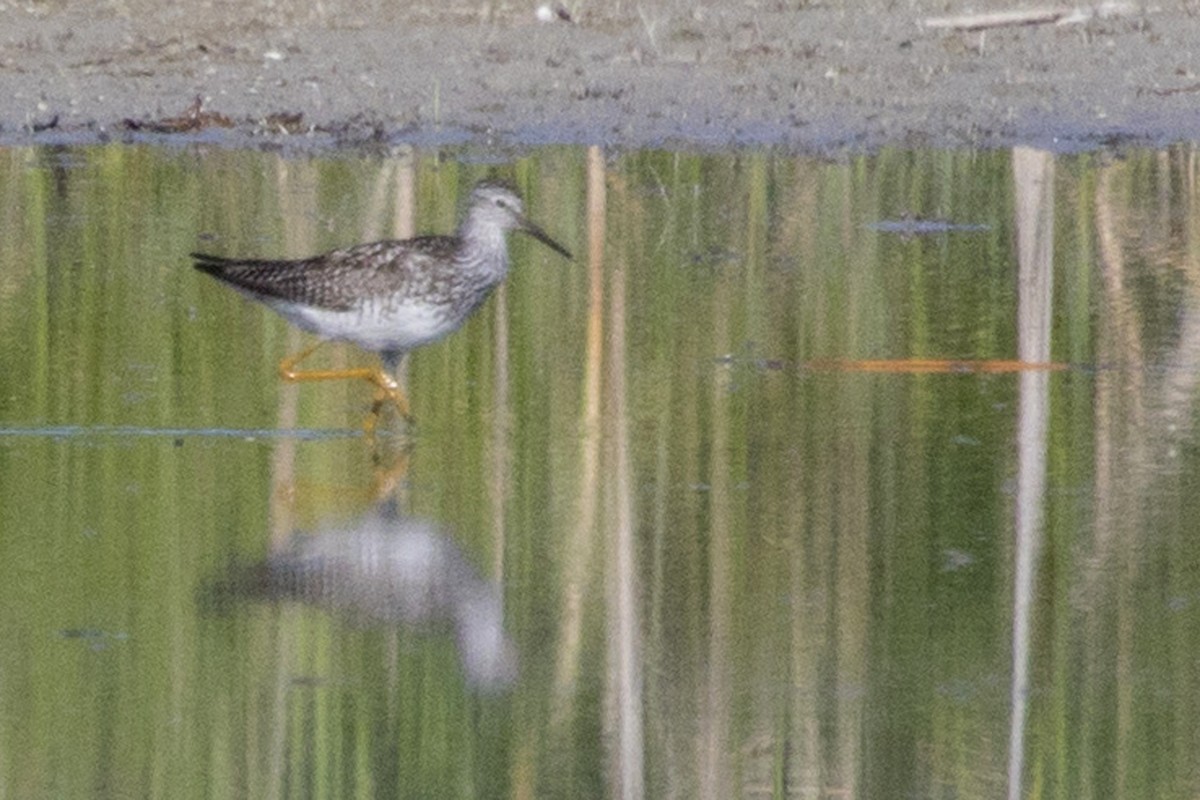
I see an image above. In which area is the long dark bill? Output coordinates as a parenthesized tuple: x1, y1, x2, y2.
(520, 220, 572, 260)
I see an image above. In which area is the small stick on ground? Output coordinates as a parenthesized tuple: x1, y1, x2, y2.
(924, 2, 1138, 31)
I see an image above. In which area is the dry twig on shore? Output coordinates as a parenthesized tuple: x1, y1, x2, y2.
(923, 2, 1139, 31)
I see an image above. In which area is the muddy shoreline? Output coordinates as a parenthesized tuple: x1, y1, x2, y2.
(2, 0, 1198, 153)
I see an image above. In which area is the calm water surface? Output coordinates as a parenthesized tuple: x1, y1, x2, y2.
(1, 144, 1198, 799)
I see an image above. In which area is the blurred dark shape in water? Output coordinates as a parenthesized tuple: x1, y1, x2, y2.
(201, 505, 517, 692)
(865, 218, 991, 235)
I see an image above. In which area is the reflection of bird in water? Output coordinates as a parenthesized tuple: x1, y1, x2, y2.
(204, 508, 517, 691)
(192, 181, 571, 430)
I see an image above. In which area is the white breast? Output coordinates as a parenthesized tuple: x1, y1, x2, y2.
(268, 296, 460, 353)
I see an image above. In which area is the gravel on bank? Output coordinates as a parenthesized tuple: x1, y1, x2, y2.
(1, 0, 1198, 152)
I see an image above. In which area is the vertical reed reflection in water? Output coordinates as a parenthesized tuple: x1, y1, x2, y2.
(269, 155, 319, 540)
(552, 146, 606, 727)
(780, 157, 824, 796)
(701, 227, 733, 800)
(490, 210, 510, 586)
(373, 151, 416, 724)
(1008, 146, 1056, 800)
(602, 146, 644, 800)
(1092, 160, 1144, 797)
(1089, 148, 1200, 798)
(832, 160, 870, 800)
(261, 153, 320, 800)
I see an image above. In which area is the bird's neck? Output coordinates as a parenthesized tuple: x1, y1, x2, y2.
(456, 218, 510, 279)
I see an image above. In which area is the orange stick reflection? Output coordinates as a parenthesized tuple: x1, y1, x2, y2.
(802, 358, 1069, 373)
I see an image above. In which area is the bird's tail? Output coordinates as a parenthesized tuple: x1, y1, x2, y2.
(191, 252, 239, 276)
(192, 252, 294, 277)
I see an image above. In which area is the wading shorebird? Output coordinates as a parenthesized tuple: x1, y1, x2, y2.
(193, 180, 571, 431)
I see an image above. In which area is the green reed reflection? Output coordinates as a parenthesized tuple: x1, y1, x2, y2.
(2, 143, 1200, 799)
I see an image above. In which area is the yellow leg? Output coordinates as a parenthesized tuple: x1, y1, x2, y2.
(277, 342, 411, 429)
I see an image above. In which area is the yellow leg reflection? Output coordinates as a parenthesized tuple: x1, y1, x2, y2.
(267, 435, 412, 530)
(370, 439, 411, 503)
(276, 341, 412, 429)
